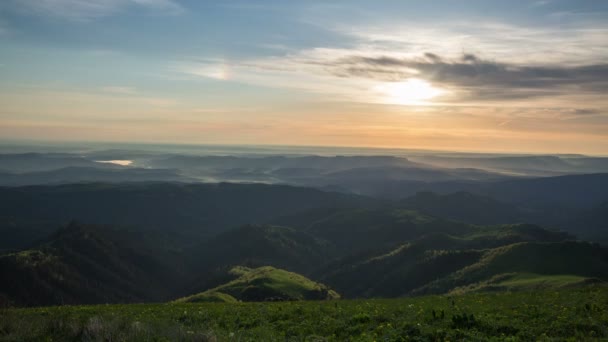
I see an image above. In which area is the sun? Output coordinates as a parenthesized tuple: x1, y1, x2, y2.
(375, 78, 445, 105)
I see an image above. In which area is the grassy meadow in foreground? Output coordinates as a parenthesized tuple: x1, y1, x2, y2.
(1, 286, 607, 341)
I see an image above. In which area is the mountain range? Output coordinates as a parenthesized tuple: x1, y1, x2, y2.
(1, 150, 607, 307)
(1, 182, 606, 307)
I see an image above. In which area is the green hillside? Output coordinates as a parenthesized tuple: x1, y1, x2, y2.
(314, 223, 574, 298)
(185, 224, 333, 292)
(415, 241, 608, 295)
(176, 266, 339, 303)
(2, 286, 606, 341)
(454, 273, 595, 293)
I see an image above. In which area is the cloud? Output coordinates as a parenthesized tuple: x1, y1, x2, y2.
(6, 0, 183, 21)
(328, 20, 608, 66)
(175, 16, 608, 110)
(179, 47, 608, 106)
(321, 53, 608, 101)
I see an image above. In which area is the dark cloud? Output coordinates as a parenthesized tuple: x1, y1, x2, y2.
(424, 52, 443, 63)
(319, 53, 608, 101)
(461, 54, 479, 63)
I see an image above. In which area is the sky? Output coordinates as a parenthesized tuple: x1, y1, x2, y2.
(0, 0, 607, 154)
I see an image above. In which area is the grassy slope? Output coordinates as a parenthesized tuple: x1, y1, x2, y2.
(491, 273, 589, 289)
(182, 224, 335, 296)
(316, 224, 575, 298)
(176, 266, 339, 303)
(415, 241, 608, 295)
(498, 273, 587, 288)
(1, 286, 606, 341)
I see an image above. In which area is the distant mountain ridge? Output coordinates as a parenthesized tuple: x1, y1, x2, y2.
(0, 167, 190, 186)
(400, 191, 529, 225)
(0, 182, 371, 250)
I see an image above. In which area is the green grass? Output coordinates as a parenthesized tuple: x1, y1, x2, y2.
(176, 266, 340, 303)
(1, 285, 607, 341)
(498, 273, 589, 288)
(450, 273, 595, 294)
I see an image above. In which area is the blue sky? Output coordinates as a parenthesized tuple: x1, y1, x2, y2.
(1, 0, 607, 153)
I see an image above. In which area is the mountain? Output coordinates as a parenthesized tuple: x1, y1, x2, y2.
(410, 155, 608, 176)
(571, 201, 608, 240)
(320, 166, 503, 183)
(414, 241, 608, 295)
(273, 207, 477, 252)
(149, 155, 423, 173)
(1, 180, 606, 307)
(0, 222, 184, 307)
(0, 167, 190, 186)
(329, 174, 608, 239)
(400, 191, 529, 225)
(483, 173, 608, 209)
(0, 216, 602, 307)
(0, 153, 111, 173)
(146, 155, 510, 186)
(176, 266, 339, 303)
(185, 225, 333, 292)
(314, 223, 574, 298)
(0, 182, 371, 250)
(336, 173, 608, 207)
(0, 152, 509, 186)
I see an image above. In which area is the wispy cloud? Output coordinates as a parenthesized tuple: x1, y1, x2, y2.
(175, 16, 608, 110)
(337, 21, 608, 65)
(101, 86, 137, 95)
(176, 49, 608, 108)
(175, 57, 377, 104)
(6, 0, 183, 21)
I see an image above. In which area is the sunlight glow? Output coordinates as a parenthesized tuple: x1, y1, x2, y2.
(376, 78, 445, 105)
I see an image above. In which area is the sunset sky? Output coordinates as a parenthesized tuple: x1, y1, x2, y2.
(1, 0, 607, 154)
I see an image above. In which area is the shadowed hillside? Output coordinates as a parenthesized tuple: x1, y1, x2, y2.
(0, 182, 372, 250)
(0, 223, 184, 307)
